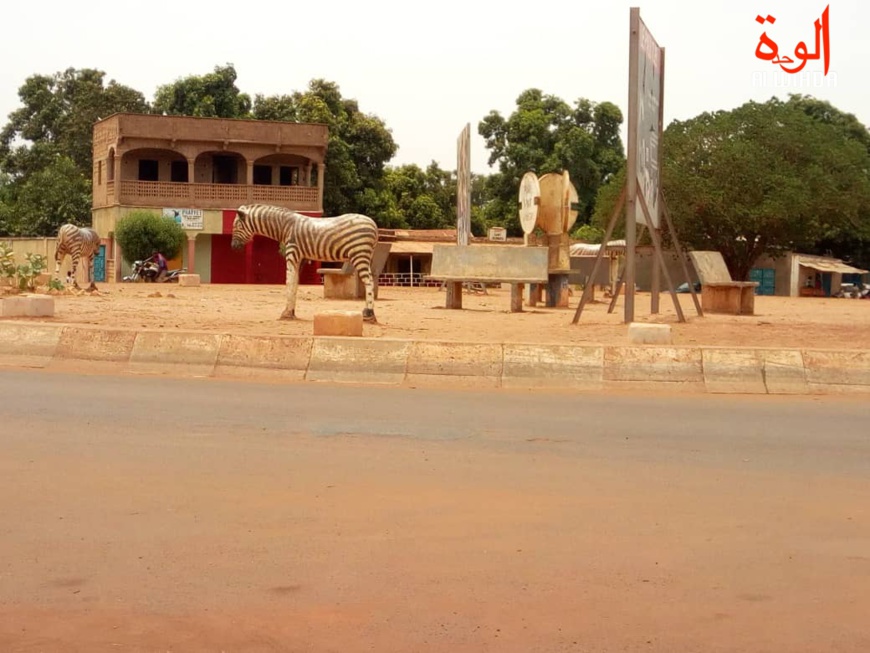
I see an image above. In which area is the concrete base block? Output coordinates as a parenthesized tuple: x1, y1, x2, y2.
(628, 322, 672, 345)
(0, 297, 27, 317)
(313, 311, 364, 337)
(1, 296, 54, 317)
(24, 295, 55, 317)
(178, 274, 201, 287)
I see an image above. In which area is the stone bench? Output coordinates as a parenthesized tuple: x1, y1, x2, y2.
(427, 244, 550, 312)
(316, 242, 391, 301)
(689, 251, 759, 315)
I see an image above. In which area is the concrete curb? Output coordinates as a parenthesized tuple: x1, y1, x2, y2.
(0, 322, 868, 395)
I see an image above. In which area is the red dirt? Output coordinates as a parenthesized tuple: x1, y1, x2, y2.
(14, 282, 870, 350)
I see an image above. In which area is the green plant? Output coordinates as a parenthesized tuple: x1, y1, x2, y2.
(48, 277, 64, 291)
(0, 242, 16, 281)
(16, 252, 48, 291)
(115, 210, 186, 265)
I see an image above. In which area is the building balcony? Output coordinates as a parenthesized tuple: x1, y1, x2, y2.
(106, 180, 321, 212)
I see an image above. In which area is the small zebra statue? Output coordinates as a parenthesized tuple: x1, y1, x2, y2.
(231, 204, 379, 322)
(54, 224, 101, 291)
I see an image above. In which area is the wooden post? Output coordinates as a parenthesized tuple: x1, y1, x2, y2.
(511, 283, 524, 312)
(651, 230, 661, 313)
(660, 192, 703, 317)
(651, 46, 666, 316)
(637, 184, 685, 322)
(446, 281, 462, 309)
(608, 267, 625, 314)
(572, 186, 627, 323)
(624, 7, 641, 324)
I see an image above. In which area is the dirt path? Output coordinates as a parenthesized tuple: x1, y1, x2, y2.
(12, 282, 870, 349)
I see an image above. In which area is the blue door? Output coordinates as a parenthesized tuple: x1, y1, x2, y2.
(93, 245, 106, 282)
(821, 273, 832, 296)
(749, 268, 775, 295)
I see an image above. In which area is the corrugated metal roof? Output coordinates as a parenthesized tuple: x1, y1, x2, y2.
(797, 255, 868, 275)
(389, 242, 437, 255)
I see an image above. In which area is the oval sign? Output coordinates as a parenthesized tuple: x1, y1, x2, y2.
(563, 170, 580, 233)
(518, 171, 540, 235)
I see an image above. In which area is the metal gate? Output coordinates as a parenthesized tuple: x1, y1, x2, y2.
(749, 267, 775, 295)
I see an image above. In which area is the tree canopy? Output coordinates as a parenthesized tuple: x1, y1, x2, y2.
(479, 89, 624, 235)
(153, 64, 251, 119)
(664, 97, 870, 280)
(2, 58, 869, 277)
(590, 95, 870, 279)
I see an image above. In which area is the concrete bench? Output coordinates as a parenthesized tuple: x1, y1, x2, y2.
(426, 244, 549, 312)
(689, 251, 759, 315)
(317, 243, 391, 301)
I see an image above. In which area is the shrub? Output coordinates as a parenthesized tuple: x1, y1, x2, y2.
(115, 210, 186, 265)
(16, 252, 48, 291)
(0, 242, 15, 282)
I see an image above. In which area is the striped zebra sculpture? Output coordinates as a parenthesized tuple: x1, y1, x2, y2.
(231, 204, 379, 322)
(54, 223, 102, 291)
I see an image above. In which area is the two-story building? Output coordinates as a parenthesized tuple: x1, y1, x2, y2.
(91, 113, 329, 284)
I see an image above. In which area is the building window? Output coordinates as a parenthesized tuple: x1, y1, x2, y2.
(253, 165, 272, 185)
(97, 161, 102, 185)
(212, 156, 238, 184)
(280, 166, 298, 186)
(138, 159, 159, 182)
(170, 160, 189, 183)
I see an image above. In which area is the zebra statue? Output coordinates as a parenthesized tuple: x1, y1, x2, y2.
(54, 224, 102, 291)
(231, 204, 379, 322)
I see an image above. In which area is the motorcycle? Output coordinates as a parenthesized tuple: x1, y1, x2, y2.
(123, 259, 186, 283)
(834, 282, 870, 299)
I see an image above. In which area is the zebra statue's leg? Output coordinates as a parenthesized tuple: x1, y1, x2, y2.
(351, 253, 377, 323)
(280, 248, 301, 320)
(69, 253, 81, 290)
(87, 254, 98, 291)
(54, 248, 65, 281)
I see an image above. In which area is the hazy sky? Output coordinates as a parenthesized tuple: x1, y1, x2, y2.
(1, 0, 866, 175)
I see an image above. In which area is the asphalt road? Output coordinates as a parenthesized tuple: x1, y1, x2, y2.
(1, 369, 868, 652)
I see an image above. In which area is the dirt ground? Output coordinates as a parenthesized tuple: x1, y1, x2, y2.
(11, 282, 870, 349)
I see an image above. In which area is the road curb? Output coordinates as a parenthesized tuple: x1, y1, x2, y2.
(1, 321, 868, 395)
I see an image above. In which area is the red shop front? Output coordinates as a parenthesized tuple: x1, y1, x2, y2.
(210, 209, 323, 285)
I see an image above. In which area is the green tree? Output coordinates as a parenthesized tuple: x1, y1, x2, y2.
(0, 67, 149, 179)
(785, 94, 870, 269)
(9, 156, 92, 236)
(383, 161, 459, 230)
(253, 79, 398, 220)
(152, 64, 251, 119)
(115, 211, 186, 265)
(479, 89, 624, 235)
(663, 98, 870, 280)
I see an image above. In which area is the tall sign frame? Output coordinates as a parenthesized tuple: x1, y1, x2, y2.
(572, 7, 701, 325)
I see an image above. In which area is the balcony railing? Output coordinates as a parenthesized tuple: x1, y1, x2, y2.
(111, 180, 321, 210)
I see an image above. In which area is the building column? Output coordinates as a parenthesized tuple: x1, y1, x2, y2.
(305, 163, 312, 186)
(186, 234, 197, 274)
(317, 163, 326, 210)
(187, 158, 195, 201)
(114, 239, 123, 282)
(246, 161, 255, 203)
(113, 156, 122, 203)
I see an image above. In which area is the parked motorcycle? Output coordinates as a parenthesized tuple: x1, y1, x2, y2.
(834, 282, 870, 299)
(123, 259, 186, 283)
